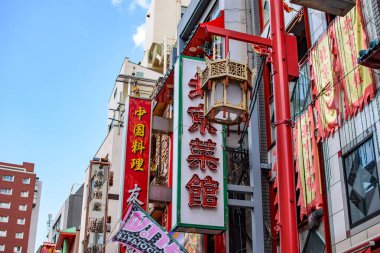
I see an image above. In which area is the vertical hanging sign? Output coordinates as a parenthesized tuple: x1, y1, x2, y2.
(172, 56, 227, 234)
(122, 97, 152, 217)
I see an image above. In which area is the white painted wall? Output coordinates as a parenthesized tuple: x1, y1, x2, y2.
(324, 95, 380, 252)
(28, 180, 42, 253)
(78, 168, 89, 253)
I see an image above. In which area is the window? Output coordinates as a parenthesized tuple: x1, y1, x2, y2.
(287, 15, 309, 61)
(19, 205, 27, 211)
(204, 1, 220, 22)
(22, 178, 30, 184)
(0, 202, 10, 209)
(21, 191, 28, 197)
(291, 63, 311, 116)
(302, 230, 325, 252)
(0, 217, 8, 223)
(135, 72, 144, 78)
(0, 188, 12, 195)
(0, 231, 6, 237)
(17, 218, 25, 225)
(13, 246, 22, 253)
(344, 138, 380, 227)
(2, 175, 14, 182)
(262, 0, 270, 28)
(15, 232, 24, 239)
(0, 245, 4, 252)
(181, 5, 187, 18)
(113, 88, 117, 99)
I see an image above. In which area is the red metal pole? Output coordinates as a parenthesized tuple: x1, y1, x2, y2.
(269, 0, 299, 252)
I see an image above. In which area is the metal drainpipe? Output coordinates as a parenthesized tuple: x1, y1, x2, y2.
(269, 0, 300, 252)
(247, 0, 268, 252)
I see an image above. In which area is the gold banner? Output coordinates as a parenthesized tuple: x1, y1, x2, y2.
(310, 26, 340, 141)
(295, 108, 323, 220)
(334, 5, 375, 118)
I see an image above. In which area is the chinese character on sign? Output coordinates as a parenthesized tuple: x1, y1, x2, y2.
(132, 140, 145, 155)
(201, 176, 219, 208)
(133, 124, 145, 137)
(135, 106, 147, 120)
(186, 174, 219, 208)
(127, 184, 144, 205)
(188, 72, 202, 99)
(131, 158, 144, 171)
(187, 138, 219, 170)
(185, 174, 202, 206)
(188, 104, 217, 134)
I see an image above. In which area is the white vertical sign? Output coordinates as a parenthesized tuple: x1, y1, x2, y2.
(172, 56, 226, 234)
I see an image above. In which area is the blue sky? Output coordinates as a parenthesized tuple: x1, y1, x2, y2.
(0, 0, 149, 249)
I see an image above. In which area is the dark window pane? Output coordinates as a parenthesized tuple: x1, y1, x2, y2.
(291, 63, 311, 116)
(344, 138, 380, 226)
(302, 231, 325, 253)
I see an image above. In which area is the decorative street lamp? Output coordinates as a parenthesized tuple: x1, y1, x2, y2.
(199, 37, 255, 125)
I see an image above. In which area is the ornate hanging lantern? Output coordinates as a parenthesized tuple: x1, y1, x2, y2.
(199, 36, 254, 125)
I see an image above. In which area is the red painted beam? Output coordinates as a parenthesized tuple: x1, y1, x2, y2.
(203, 24, 272, 48)
(269, 0, 299, 252)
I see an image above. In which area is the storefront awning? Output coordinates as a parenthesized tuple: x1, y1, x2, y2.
(182, 10, 225, 57)
(55, 227, 77, 250)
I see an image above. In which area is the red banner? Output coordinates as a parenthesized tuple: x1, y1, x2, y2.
(294, 107, 323, 220)
(122, 97, 152, 216)
(310, 2, 375, 141)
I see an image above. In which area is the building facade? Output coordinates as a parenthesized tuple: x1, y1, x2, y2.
(78, 58, 162, 253)
(76, 0, 380, 252)
(141, 0, 190, 74)
(48, 184, 84, 243)
(148, 0, 380, 252)
(259, 0, 380, 252)
(0, 161, 41, 253)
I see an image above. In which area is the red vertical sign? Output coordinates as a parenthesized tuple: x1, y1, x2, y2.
(122, 97, 152, 217)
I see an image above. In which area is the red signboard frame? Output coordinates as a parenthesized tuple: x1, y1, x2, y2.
(122, 97, 152, 216)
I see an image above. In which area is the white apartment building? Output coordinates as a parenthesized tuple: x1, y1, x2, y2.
(78, 58, 162, 253)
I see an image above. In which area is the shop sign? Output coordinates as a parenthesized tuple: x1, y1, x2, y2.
(172, 56, 227, 234)
(121, 97, 152, 216)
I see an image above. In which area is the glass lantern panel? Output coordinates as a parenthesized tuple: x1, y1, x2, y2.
(226, 81, 243, 106)
(206, 90, 212, 111)
(215, 82, 224, 104)
(215, 110, 225, 120)
(212, 36, 224, 60)
(227, 111, 239, 122)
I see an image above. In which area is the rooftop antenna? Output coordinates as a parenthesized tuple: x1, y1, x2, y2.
(46, 213, 52, 238)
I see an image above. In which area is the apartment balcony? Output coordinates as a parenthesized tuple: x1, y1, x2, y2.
(146, 43, 164, 73)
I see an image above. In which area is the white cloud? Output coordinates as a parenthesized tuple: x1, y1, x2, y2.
(112, 0, 123, 6)
(132, 24, 146, 49)
(112, 0, 149, 8)
(129, 0, 149, 10)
